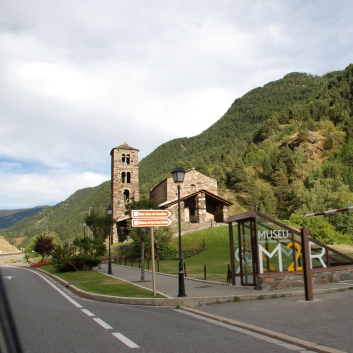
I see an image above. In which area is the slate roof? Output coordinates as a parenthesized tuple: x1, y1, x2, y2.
(114, 142, 139, 151)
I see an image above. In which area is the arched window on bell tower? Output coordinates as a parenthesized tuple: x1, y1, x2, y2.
(123, 189, 130, 203)
(121, 172, 126, 183)
(127, 172, 131, 183)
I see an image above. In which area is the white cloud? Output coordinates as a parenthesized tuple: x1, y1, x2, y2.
(0, 0, 353, 209)
(0, 164, 107, 209)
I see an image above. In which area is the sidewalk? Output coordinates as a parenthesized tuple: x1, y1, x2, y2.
(96, 263, 353, 304)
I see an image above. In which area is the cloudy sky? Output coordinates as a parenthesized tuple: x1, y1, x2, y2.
(1, 1, 352, 210)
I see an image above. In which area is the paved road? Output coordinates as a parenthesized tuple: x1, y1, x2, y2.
(1, 265, 318, 353)
(96, 263, 353, 352)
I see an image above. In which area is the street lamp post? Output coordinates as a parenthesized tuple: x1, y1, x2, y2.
(82, 221, 86, 238)
(106, 205, 113, 274)
(171, 167, 186, 297)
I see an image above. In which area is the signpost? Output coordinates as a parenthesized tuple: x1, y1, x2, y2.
(131, 210, 171, 218)
(131, 210, 172, 296)
(132, 219, 172, 227)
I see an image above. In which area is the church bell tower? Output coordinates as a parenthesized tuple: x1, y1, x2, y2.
(110, 142, 139, 243)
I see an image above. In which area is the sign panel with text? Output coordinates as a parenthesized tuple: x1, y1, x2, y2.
(132, 218, 172, 227)
(131, 210, 171, 218)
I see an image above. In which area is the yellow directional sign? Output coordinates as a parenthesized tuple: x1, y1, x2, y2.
(132, 218, 172, 227)
(131, 210, 171, 218)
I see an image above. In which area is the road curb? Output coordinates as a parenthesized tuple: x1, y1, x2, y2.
(33, 268, 353, 309)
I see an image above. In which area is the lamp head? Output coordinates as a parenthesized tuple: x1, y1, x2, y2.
(106, 205, 113, 215)
(171, 167, 185, 183)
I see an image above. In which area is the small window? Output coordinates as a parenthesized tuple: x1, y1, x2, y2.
(123, 189, 130, 203)
(127, 172, 131, 183)
(121, 172, 126, 183)
(126, 154, 130, 164)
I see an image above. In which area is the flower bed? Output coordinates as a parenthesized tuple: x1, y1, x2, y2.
(30, 261, 51, 267)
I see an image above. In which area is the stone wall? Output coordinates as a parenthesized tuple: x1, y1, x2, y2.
(149, 180, 168, 203)
(0, 252, 24, 264)
(111, 143, 139, 243)
(168, 168, 218, 200)
(150, 168, 218, 204)
(256, 268, 353, 291)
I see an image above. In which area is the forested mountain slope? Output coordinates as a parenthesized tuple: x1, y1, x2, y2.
(2, 64, 353, 247)
(0, 206, 47, 229)
(139, 71, 330, 193)
(139, 64, 353, 240)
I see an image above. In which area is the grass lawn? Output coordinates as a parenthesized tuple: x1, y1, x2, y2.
(112, 225, 353, 282)
(114, 226, 232, 283)
(40, 265, 164, 298)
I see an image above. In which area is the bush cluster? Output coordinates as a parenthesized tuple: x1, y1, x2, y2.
(51, 243, 102, 272)
(54, 255, 101, 272)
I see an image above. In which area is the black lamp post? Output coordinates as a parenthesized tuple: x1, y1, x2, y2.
(106, 205, 113, 274)
(171, 167, 186, 297)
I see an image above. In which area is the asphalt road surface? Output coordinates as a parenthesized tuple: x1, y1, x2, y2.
(1, 266, 321, 353)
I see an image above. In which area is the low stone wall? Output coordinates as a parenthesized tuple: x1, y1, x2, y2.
(0, 252, 24, 264)
(256, 267, 353, 291)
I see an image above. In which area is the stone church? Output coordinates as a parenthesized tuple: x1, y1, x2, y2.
(110, 142, 231, 243)
(149, 168, 231, 225)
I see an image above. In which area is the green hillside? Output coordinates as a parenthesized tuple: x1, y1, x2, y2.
(2, 64, 353, 247)
(0, 207, 47, 229)
(138, 71, 329, 193)
(1, 181, 110, 248)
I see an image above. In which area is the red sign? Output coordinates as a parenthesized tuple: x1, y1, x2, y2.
(132, 219, 172, 227)
(131, 210, 171, 218)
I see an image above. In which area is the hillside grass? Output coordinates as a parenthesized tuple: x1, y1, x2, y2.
(116, 226, 232, 283)
(114, 225, 353, 283)
(41, 265, 164, 298)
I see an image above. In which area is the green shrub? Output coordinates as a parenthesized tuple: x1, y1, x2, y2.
(54, 255, 101, 272)
(159, 245, 178, 260)
(51, 244, 72, 265)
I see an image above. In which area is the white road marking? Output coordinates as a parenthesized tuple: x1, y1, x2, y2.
(113, 333, 140, 348)
(4, 276, 15, 279)
(29, 269, 83, 308)
(81, 309, 95, 317)
(93, 318, 113, 329)
(10, 267, 138, 349)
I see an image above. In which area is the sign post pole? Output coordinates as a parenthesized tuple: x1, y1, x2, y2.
(131, 210, 172, 297)
(150, 227, 156, 296)
(301, 227, 313, 301)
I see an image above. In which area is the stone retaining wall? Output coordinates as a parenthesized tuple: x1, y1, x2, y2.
(257, 268, 353, 291)
(0, 252, 24, 264)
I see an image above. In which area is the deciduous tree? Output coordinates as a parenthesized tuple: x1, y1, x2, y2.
(31, 234, 55, 261)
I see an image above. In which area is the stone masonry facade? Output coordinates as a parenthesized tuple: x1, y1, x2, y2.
(256, 268, 353, 290)
(110, 142, 139, 243)
(149, 168, 227, 226)
(150, 168, 218, 203)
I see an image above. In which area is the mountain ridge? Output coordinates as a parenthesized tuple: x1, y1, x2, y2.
(2, 64, 353, 247)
